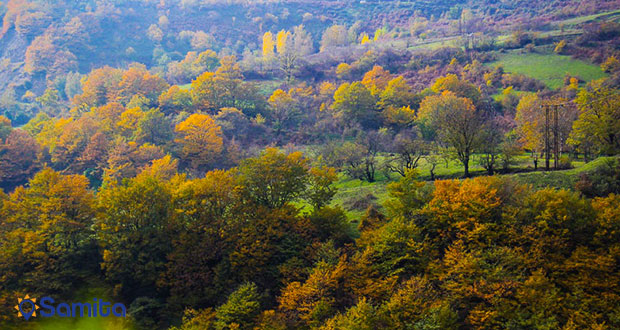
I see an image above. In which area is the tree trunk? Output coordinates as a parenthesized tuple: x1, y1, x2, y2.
(463, 155, 470, 178)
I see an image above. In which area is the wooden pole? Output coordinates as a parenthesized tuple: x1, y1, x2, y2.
(544, 104, 550, 171)
(554, 104, 560, 170)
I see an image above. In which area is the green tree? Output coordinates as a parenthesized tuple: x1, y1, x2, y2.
(97, 173, 172, 298)
(0, 169, 97, 296)
(135, 109, 173, 146)
(417, 92, 482, 177)
(215, 282, 262, 330)
(569, 80, 620, 155)
(164, 170, 237, 308)
(378, 76, 415, 110)
(159, 85, 193, 115)
(237, 148, 309, 209)
(332, 82, 378, 129)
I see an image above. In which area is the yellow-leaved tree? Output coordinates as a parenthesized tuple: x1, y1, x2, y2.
(514, 93, 544, 153)
(175, 113, 223, 170)
(276, 30, 291, 55)
(262, 31, 275, 58)
(362, 65, 392, 95)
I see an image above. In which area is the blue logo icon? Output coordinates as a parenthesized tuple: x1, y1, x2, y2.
(15, 294, 39, 320)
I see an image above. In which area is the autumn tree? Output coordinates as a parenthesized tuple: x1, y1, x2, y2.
(237, 148, 309, 209)
(476, 122, 504, 175)
(306, 166, 338, 210)
(0, 116, 11, 141)
(25, 34, 78, 76)
(113, 64, 170, 107)
(97, 173, 173, 298)
(291, 25, 314, 55)
(320, 25, 349, 51)
(516, 94, 577, 167)
(431, 74, 481, 105)
(214, 55, 243, 107)
(14, 10, 50, 37)
(117, 106, 145, 137)
(36, 87, 62, 115)
(191, 56, 259, 114)
(214, 107, 252, 143)
(134, 109, 173, 146)
(158, 85, 192, 115)
(168, 308, 216, 330)
(601, 56, 620, 74)
(418, 92, 482, 177)
(104, 139, 167, 181)
(382, 105, 417, 129)
(278, 259, 348, 327)
(320, 141, 366, 180)
(268, 89, 300, 139)
(515, 93, 544, 163)
(320, 131, 388, 183)
(164, 169, 237, 308)
(0, 129, 41, 190)
(332, 82, 378, 129)
(72, 66, 123, 108)
(92, 102, 125, 134)
(76, 131, 110, 183)
(262, 31, 275, 58)
(166, 50, 219, 84)
(51, 115, 99, 171)
(191, 71, 221, 112)
(362, 65, 392, 96)
(274, 25, 314, 81)
(336, 63, 352, 80)
(569, 80, 620, 155)
(175, 113, 223, 170)
(0, 169, 98, 296)
(378, 76, 415, 110)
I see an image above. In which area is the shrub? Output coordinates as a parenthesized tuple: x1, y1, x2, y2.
(575, 158, 620, 198)
(557, 155, 572, 170)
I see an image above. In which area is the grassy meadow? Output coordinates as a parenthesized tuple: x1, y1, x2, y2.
(487, 50, 607, 89)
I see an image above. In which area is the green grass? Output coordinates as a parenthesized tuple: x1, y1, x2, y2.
(487, 51, 607, 89)
(408, 36, 460, 51)
(178, 83, 191, 90)
(322, 153, 534, 223)
(330, 174, 391, 222)
(253, 79, 283, 96)
(510, 156, 614, 190)
(323, 155, 614, 226)
(555, 9, 620, 27)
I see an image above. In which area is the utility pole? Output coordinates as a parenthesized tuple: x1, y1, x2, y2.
(553, 104, 560, 170)
(544, 104, 550, 171)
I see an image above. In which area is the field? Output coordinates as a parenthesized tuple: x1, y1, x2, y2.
(487, 50, 607, 89)
(555, 9, 620, 27)
(327, 155, 612, 224)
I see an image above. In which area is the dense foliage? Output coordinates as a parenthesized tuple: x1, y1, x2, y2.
(2, 0, 620, 329)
